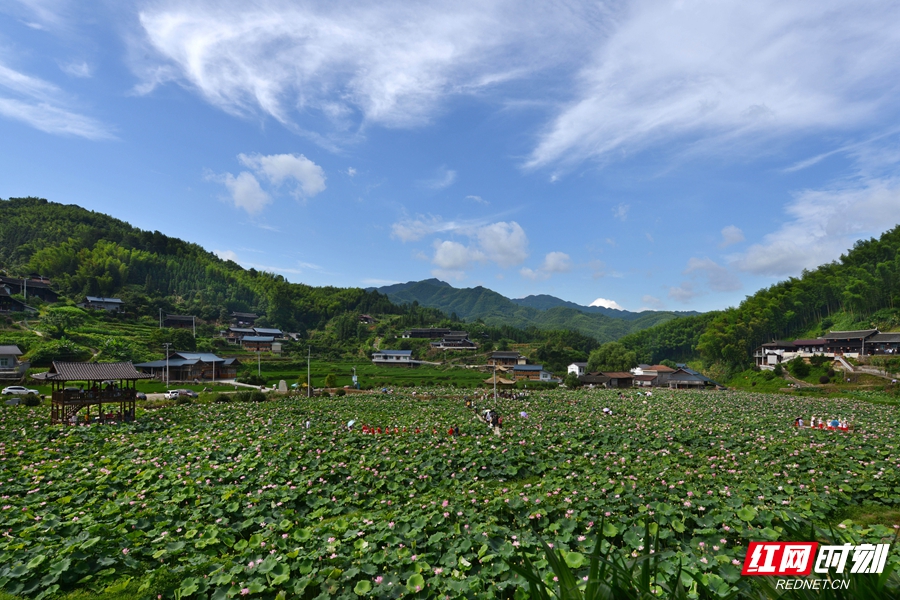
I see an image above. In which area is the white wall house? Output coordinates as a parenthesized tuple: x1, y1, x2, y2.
(372, 350, 415, 367)
(567, 362, 588, 376)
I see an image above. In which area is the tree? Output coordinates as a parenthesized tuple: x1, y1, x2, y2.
(38, 306, 87, 339)
(587, 342, 637, 373)
(564, 372, 582, 389)
(324, 373, 337, 388)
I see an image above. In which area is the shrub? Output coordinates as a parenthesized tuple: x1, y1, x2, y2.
(773, 364, 783, 376)
(827, 368, 836, 377)
(237, 374, 267, 386)
(789, 357, 810, 378)
(234, 391, 252, 402)
(819, 375, 831, 384)
(22, 393, 41, 406)
(335, 389, 346, 397)
(176, 395, 191, 405)
(809, 353, 826, 367)
(249, 391, 267, 403)
(761, 370, 776, 381)
(214, 394, 231, 403)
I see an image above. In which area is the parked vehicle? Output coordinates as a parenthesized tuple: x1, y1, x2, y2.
(135, 392, 147, 400)
(165, 390, 181, 400)
(2, 385, 39, 396)
(178, 389, 199, 398)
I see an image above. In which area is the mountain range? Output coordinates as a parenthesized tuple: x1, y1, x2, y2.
(370, 279, 700, 343)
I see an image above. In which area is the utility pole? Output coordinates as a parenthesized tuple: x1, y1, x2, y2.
(257, 349, 261, 377)
(493, 362, 497, 400)
(163, 342, 171, 389)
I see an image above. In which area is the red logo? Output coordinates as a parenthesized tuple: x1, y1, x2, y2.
(742, 542, 818, 576)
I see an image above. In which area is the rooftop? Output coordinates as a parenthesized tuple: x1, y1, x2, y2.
(824, 329, 879, 340)
(0, 345, 22, 355)
(32, 361, 150, 382)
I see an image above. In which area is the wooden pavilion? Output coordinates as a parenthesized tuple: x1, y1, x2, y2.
(32, 361, 150, 425)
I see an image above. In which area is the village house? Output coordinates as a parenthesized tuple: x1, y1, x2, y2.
(511, 364, 552, 382)
(578, 373, 610, 388)
(567, 362, 588, 376)
(489, 351, 526, 367)
(867, 332, 900, 355)
(823, 330, 879, 355)
(371, 350, 416, 367)
(242, 336, 274, 352)
(0, 275, 58, 303)
(163, 314, 196, 330)
(0, 285, 37, 313)
(359, 314, 375, 324)
(135, 352, 242, 381)
(0, 345, 29, 381)
(600, 372, 634, 388)
(667, 367, 718, 389)
(230, 312, 259, 326)
(402, 328, 451, 339)
(430, 331, 477, 350)
(78, 296, 124, 312)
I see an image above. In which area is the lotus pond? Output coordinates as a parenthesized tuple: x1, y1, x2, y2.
(1, 389, 898, 599)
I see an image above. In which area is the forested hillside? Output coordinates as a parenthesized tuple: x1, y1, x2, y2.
(0, 197, 397, 334)
(612, 225, 900, 371)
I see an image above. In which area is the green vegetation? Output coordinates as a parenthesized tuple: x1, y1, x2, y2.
(1, 389, 898, 599)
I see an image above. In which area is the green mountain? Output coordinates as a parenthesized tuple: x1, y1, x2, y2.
(511, 293, 700, 320)
(0, 197, 399, 335)
(372, 279, 695, 343)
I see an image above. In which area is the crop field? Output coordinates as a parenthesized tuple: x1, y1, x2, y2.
(1, 389, 899, 599)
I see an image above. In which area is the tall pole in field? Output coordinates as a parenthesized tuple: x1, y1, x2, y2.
(257, 349, 261, 377)
(493, 362, 497, 401)
(163, 342, 171, 389)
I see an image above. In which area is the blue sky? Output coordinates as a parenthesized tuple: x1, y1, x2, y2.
(3, 1, 900, 313)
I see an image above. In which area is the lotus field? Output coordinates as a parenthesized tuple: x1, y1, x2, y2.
(1, 389, 899, 599)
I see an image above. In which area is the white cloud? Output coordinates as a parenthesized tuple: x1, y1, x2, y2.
(0, 61, 112, 139)
(238, 152, 326, 198)
(719, 225, 745, 248)
(135, 1, 588, 132)
(432, 240, 485, 271)
(465, 195, 488, 204)
(522, 251, 573, 280)
(218, 171, 271, 214)
(734, 177, 900, 276)
(209, 152, 325, 213)
(476, 221, 529, 267)
(215, 249, 239, 262)
(612, 203, 629, 221)
(347, 167, 357, 176)
(393, 215, 530, 276)
(589, 297, 624, 310)
(528, 1, 900, 169)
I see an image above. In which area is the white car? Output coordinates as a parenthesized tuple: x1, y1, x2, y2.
(2, 386, 40, 396)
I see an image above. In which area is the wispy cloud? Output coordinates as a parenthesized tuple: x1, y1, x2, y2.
(419, 166, 456, 190)
(60, 61, 92, 78)
(465, 195, 488, 205)
(719, 225, 745, 248)
(612, 203, 629, 221)
(0, 61, 112, 139)
(734, 176, 900, 276)
(527, 1, 900, 169)
(134, 0, 592, 134)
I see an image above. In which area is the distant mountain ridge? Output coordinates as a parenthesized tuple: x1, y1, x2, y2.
(370, 279, 700, 343)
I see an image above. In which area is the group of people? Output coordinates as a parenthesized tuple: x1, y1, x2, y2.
(793, 415, 851, 431)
